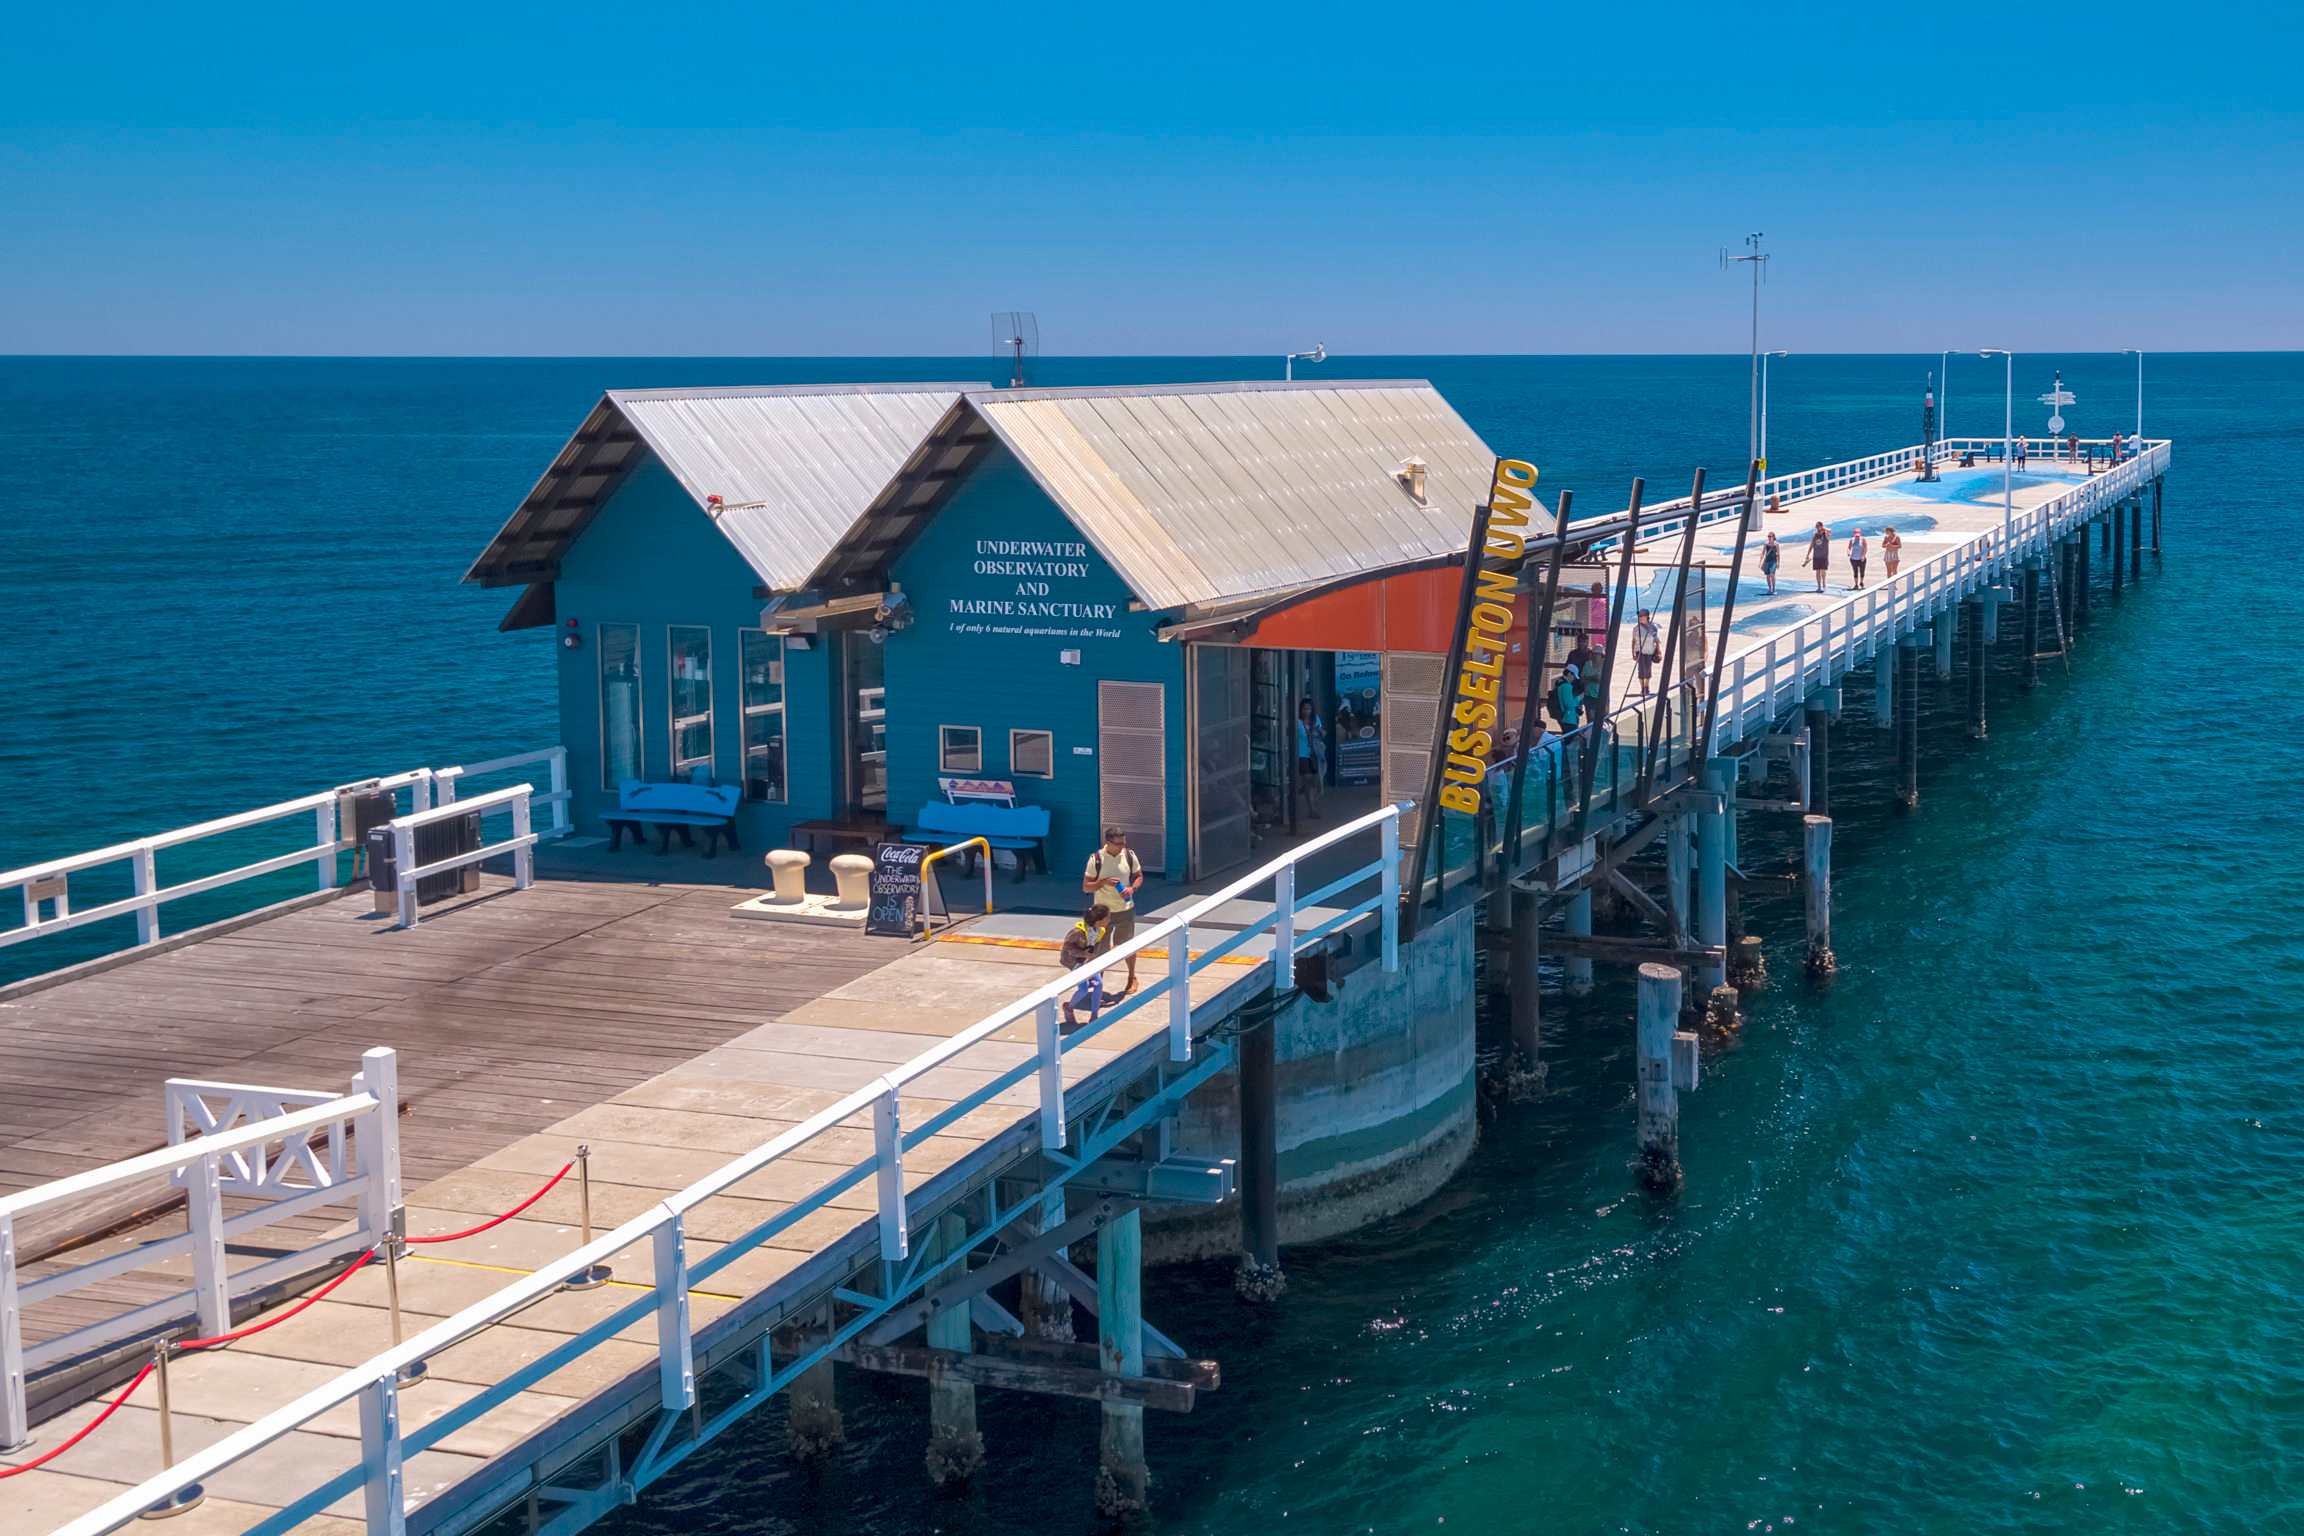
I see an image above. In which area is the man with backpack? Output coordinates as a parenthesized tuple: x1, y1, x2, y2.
(1632, 609, 1662, 696)
(1082, 828, 1144, 996)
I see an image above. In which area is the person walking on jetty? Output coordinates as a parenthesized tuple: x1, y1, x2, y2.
(1808, 521, 1832, 592)
(1848, 527, 1869, 589)
(1760, 531, 1781, 595)
(1881, 524, 1903, 578)
(1294, 699, 1326, 819)
(2015, 436, 2029, 469)
(1632, 609, 1662, 696)
(1082, 828, 1143, 995)
(1060, 903, 1111, 1030)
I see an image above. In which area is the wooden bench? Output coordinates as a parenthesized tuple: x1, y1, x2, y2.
(902, 800, 1051, 879)
(607, 780, 742, 855)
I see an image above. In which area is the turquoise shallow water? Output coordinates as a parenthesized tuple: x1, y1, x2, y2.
(3, 354, 2299, 1531)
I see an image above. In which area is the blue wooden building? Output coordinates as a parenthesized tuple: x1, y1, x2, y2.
(467, 380, 1503, 881)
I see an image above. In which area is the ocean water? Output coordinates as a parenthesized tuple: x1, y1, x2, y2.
(4, 354, 2299, 1531)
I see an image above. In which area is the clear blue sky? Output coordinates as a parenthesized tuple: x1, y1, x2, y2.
(3, 1, 2295, 355)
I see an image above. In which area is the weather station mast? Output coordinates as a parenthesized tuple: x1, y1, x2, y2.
(1724, 233, 1770, 474)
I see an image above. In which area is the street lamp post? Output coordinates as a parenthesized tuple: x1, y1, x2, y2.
(1974, 350, 2014, 532)
(2121, 349, 2144, 442)
(1285, 344, 1326, 382)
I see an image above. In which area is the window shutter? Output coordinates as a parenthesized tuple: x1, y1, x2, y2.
(1098, 681, 1167, 874)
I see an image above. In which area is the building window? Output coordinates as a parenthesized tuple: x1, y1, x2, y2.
(1011, 728, 1054, 778)
(940, 725, 982, 773)
(740, 630, 786, 803)
(599, 622, 642, 790)
(669, 626, 714, 779)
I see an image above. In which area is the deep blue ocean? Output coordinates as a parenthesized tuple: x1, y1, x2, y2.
(3, 354, 2300, 1532)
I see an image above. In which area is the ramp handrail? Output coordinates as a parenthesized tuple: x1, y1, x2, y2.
(0, 1050, 401, 1452)
(40, 802, 1406, 1536)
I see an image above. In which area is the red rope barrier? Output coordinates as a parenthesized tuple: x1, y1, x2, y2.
(178, 1245, 379, 1350)
(0, 1360, 155, 1479)
(404, 1160, 574, 1245)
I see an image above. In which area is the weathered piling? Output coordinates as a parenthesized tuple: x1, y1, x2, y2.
(924, 1212, 983, 1487)
(1963, 599, 1987, 740)
(2131, 498, 2143, 580)
(2021, 562, 2042, 689)
(1729, 933, 1767, 991)
(2152, 480, 2163, 552)
(1235, 995, 1282, 1301)
(1562, 889, 1594, 994)
(1019, 1192, 1075, 1340)
(1695, 760, 1730, 990)
(2111, 501, 2125, 594)
(2078, 521, 2092, 617)
(1895, 637, 1920, 809)
(1095, 1209, 1149, 1518)
(1634, 963, 1684, 1190)
(1874, 648, 1894, 728)
(1804, 691, 1834, 817)
(1803, 814, 1835, 977)
(786, 1321, 844, 1460)
(1932, 613, 1953, 680)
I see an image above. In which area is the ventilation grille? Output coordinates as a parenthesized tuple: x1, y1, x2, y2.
(1098, 681, 1167, 874)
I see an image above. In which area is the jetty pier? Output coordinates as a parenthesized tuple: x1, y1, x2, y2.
(0, 391, 2167, 1532)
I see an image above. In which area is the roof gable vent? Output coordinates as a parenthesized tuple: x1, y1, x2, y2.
(1395, 456, 1430, 507)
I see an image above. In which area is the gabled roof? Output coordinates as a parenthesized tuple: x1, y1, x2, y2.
(465, 383, 984, 591)
(806, 380, 1500, 611)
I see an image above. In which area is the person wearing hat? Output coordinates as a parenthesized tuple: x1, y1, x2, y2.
(1083, 827, 1144, 994)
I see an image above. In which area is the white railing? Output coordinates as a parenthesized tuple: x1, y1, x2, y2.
(0, 1051, 400, 1450)
(387, 785, 538, 929)
(1709, 442, 2167, 743)
(45, 802, 1407, 1536)
(0, 771, 436, 957)
(1, 747, 574, 971)
(435, 747, 572, 840)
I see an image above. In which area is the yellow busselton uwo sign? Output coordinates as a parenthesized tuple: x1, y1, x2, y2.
(1436, 458, 1538, 817)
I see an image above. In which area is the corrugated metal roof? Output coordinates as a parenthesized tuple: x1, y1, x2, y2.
(465, 383, 983, 591)
(961, 381, 1501, 611)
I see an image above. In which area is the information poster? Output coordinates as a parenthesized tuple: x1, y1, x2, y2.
(1334, 650, 1383, 784)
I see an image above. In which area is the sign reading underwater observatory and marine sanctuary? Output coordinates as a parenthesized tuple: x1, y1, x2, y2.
(1437, 459, 1540, 817)
(946, 536, 1126, 641)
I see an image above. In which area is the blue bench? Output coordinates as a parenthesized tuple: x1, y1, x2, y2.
(903, 800, 1051, 879)
(607, 780, 742, 856)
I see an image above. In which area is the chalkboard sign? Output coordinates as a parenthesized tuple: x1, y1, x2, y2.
(865, 842, 927, 937)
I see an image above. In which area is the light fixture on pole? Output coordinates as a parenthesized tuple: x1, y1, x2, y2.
(2120, 349, 2144, 442)
(1973, 350, 2014, 531)
(1285, 344, 1326, 382)
(1723, 234, 1770, 469)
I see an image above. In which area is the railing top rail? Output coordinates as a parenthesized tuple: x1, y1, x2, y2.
(0, 1094, 377, 1221)
(435, 747, 564, 782)
(392, 782, 533, 827)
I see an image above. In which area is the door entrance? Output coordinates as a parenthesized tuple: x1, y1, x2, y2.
(838, 632, 887, 818)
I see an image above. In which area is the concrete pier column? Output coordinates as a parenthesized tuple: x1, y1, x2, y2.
(1095, 1209, 1149, 1519)
(1896, 638, 1920, 809)
(785, 1324, 843, 1461)
(1509, 886, 1542, 1058)
(1981, 588, 2002, 643)
(1804, 690, 1835, 817)
(1803, 815, 1835, 978)
(1562, 889, 1593, 994)
(2078, 521, 2092, 618)
(1695, 760, 1729, 991)
(1236, 998, 1282, 1300)
(2021, 563, 2042, 689)
(1662, 813, 1692, 946)
(1932, 613, 1954, 679)
(1963, 599, 1987, 740)
(1874, 649, 1895, 729)
(1019, 1191, 1074, 1341)
(2131, 499, 2144, 580)
(924, 1212, 982, 1486)
(1634, 964, 1684, 1190)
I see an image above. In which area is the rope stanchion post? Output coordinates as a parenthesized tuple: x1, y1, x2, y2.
(384, 1218, 428, 1388)
(562, 1145, 612, 1291)
(136, 1342, 203, 1520)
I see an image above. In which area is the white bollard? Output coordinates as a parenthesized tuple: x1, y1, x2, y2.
(830, 854, 874, 911)
(765, 849, 811, 904)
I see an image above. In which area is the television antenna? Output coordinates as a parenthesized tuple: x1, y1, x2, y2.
(2037, 370, 2076, 437)
(1721, 233, 1770, 469)
(991, 312, 1039, 388)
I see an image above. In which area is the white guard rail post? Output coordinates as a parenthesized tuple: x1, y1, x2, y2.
(388, 784, 536, 929)
(35, 799, 1424, 1536)
(433, 747, 573, 842)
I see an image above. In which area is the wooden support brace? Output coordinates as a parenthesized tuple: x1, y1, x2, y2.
(1541, 932, 1727, 967)
(1606, 868, 1671, 930)
(837, 1341, 1200, 1412)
